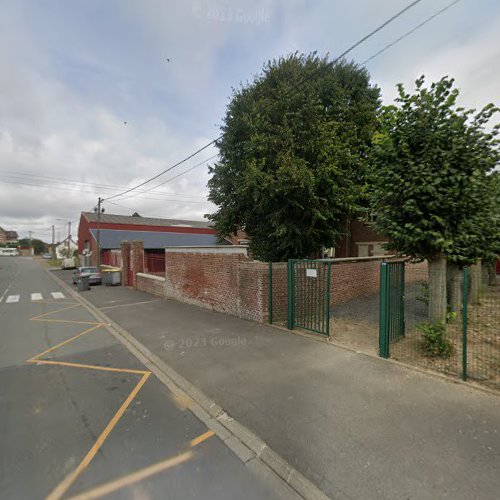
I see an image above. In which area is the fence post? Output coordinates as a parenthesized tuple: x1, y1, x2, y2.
(268, 262, 273, 324)
(325, 262, 332, 336)
(400, 262, 405, 337)
(287, 260, 294, 330)
(462, 267, 469, 381)
(379, 262, 390, 358)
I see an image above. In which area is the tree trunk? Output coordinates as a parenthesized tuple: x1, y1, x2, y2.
(446, 261, 461, 323)
(485, 260, 497, 286)
(428, 257, 447, 323)
(469, 262, 481, 305)
(481, 261, 489, 287)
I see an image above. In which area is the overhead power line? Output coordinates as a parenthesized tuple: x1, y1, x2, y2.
(0, 177, 210, 204)
(363, 0, 462, 65)
(115, 154, 219, 201)
(102, 0, 423, 202)
(0, 170, 206, 199)
(103, 142, 218, 201)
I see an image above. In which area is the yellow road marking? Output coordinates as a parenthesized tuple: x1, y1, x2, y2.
(28, 325, 102, 362)
(30, 304, 81, 321)
(66, 451, 193, 500)
(190, 430, 215, 448)
(32, 318, 101, 326)
(47, 372, 151, 500)
(29, 359, 149, 376)
(27, 300, 153, 499)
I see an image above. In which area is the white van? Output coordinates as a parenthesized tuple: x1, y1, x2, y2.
(0, 248, 19, 256)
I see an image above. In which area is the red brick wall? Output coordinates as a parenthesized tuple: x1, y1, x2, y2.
(159, 252, 429, 325)
(131, 240, 145, 286)
(136, 273, 165, 297)
(164, 251, 270, 322)
(120, 241, 131, 286)
(330, 259, 381, 305)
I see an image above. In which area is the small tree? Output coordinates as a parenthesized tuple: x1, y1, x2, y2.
(208, 53, 381, 261)
(370, 76, 499, 322)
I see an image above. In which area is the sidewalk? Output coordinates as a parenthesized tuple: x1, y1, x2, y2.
(55, 271, 500, 500)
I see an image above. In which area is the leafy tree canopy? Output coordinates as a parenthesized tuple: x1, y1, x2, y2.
(369, 76, 500, 264)
(17, 238, 48, 254)
(208, 53, 381, 261)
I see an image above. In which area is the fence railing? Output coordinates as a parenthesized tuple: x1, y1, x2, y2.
(269, 258, 499, 390)
(381, 263, 499, 390)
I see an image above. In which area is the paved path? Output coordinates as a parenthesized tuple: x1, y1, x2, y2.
(54, 268, 500, 500)
(0, 257, 291, 499)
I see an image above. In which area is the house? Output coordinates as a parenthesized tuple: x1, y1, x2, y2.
(6, 230, 18, 242)
(0, 227, 18, 245)
(55, 236, 78, 259)
(77, 212, 229, 268)
(332, 218, 390, 258)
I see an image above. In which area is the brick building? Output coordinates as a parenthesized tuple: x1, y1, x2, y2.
(77, 212, 229, 267)
(0, 227, 18, 245)
(225, 218, 389, 259)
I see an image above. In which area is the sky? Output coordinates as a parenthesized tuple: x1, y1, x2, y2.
(1, 0, 499, 242)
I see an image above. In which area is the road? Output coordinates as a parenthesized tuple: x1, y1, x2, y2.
(0, 257, 291, 500)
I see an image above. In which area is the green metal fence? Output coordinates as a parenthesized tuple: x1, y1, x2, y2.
(379, 261, 405, 357)
(287, 259, 331, 336)
(379, 261, 500, 390)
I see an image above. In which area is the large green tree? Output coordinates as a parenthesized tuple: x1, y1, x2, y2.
(208, 53, 381, 261)
(369, 76, 500, 321)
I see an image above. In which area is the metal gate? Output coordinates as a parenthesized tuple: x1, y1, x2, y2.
(287, 259, 331, 336)
(379, 261, 405, 357)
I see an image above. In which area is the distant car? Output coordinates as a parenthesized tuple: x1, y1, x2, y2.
(42, 253, 52, 259)
(72, 267, 102, 285)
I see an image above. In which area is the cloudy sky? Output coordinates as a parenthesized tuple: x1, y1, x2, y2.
(1, 0, 499, 241)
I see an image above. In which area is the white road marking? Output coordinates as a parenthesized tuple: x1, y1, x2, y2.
(6, 295, 20, 303)
(31, 293, 43, 301)
(51, 292, 65, 299)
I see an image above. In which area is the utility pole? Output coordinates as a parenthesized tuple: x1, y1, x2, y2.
(28, 230, 33, 256)
(67, 221, 71, 255)
(51, 225, 55, 259)
(96, 197, 102, 266)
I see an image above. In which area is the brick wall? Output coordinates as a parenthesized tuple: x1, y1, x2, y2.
(150, 250, 429, 326)
(120, 241, 131, 286)
(330, 259, 382, 305)
(164, 249, 270, 322)
(136, 273, 165, 297)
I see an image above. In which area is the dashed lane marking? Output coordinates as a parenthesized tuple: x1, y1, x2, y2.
(51, 292, 66, 300)
(31, 293, 43, 301)
(6, 295, 20, 303)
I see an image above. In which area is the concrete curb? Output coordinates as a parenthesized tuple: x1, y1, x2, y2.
(48, 271, 330, 500)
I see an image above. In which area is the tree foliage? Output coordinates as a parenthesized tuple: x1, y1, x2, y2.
(19, 238, 47, 255)
(369, 76, 500, 264)
(207, 53, 380, 261)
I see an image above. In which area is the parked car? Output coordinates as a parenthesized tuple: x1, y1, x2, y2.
(72, 267, 102, 285)
(42, 253, 52, 259)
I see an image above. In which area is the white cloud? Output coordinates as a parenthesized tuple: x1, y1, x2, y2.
(1, 0, 499, 241)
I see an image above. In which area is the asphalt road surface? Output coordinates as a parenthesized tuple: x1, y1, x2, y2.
(0, 257, 291, 500)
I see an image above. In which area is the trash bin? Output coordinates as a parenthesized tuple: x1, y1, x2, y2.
(108, 271, 121, 286)
(101, 271, 111, 286)
(77, 275, 90, 292)
(101, 268, 121, 286)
